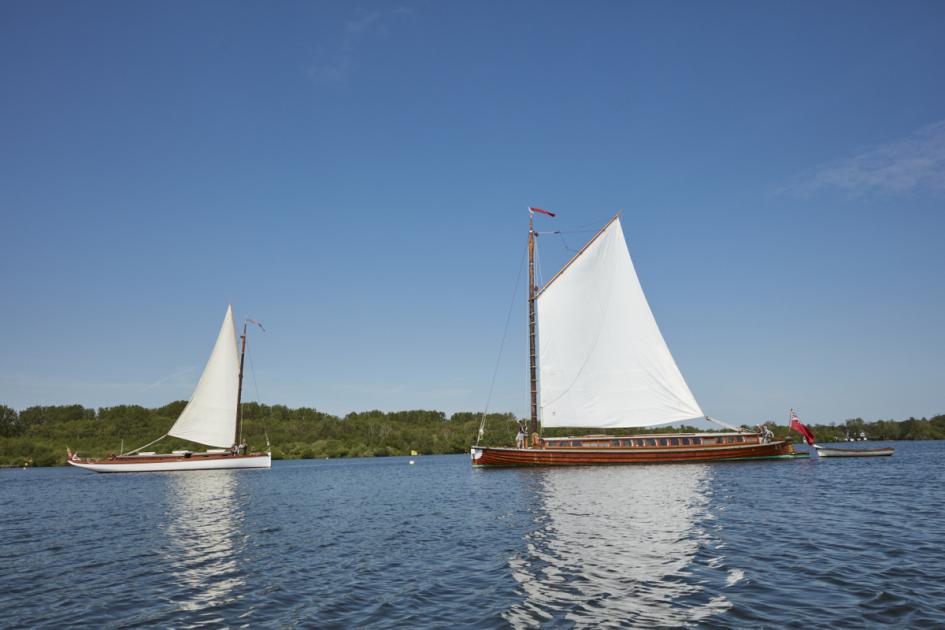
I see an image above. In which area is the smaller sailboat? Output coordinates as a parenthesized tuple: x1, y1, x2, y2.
(68, 306, 271, 473)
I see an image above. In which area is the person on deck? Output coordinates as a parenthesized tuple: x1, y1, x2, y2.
(515, 423, 526, 449)
(759, 425, 773, 443)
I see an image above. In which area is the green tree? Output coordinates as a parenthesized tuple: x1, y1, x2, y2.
(0, 405, 20, 437)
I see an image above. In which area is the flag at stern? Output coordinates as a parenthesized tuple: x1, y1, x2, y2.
(790, 410, 816, 446)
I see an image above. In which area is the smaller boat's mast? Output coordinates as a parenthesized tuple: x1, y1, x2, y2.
(528, 213, 539, 443)
(235, 321, 248, 448)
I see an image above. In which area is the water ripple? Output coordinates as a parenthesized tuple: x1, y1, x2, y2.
(1, 442, 943, 627)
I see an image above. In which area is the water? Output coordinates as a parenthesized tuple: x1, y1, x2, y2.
(2, 441, 944, 628)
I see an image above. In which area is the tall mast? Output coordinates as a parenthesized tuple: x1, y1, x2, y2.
(235, 321, 248, 447)
(528, 212, 539, 443)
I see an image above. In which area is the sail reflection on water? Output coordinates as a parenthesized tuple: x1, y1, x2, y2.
(163, 471, 246, 613)
(505, 465, 730, 626)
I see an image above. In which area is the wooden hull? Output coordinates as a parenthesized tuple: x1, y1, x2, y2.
(814, 446, 894, 458)
(471, 440, 804, 467)
(68, 452, 271, 473)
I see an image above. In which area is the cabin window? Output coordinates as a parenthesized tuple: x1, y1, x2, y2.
(737, 436, 744, 443)
(622, 440, 634, 447)
(681, 437, 690, 445)
(635, 439, 645, 447)
(703, 437, 717, 445)
(611, 440, 621, 447)
(646, 438, 657, 447)
(693, 437, 702, 445)
(670, 438, 679, 446)
(572, 441, 582, 447)
(658, 438, 668, 446)
(726, 436, 735, 444)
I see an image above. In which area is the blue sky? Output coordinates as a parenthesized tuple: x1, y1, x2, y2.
(2, 1, 943, 425)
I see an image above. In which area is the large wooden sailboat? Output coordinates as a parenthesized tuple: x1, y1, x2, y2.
(68, 305, 271, 473)
(471, 211, 804, 467)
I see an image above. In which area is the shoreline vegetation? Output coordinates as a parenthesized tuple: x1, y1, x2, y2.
(1, 402, 943, 468)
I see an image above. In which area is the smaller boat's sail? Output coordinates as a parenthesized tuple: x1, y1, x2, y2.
(536, 217, 703, 428)
(168, 306, 240, 448)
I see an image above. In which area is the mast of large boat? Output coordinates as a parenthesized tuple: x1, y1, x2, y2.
(235, 321, 248, 450)
(528, 212, 539, 444)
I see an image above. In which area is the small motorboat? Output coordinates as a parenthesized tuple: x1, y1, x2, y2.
(814, 445, 894, 458)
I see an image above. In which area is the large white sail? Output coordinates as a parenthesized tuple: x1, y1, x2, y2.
(168, 305, 240, 447)
(536, 217, 703, 428)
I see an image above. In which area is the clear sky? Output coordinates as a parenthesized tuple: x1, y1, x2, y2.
(2, 1, 943, 425)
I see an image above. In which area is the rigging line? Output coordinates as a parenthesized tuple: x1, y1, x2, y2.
(534, 232, 543, 288)
(476, 239, 528, 447)
(246, 344, 272, 447)
(247, 344, 262, 404)
(557, 232, 579, 253)
(121, 433, 168, 456)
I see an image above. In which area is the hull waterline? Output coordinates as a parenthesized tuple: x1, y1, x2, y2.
(68, 452, 271, 473)
(471, 440, 804, 467)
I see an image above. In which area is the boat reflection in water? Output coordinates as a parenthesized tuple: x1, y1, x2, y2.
(162, 470, 246, 614)
(505, 464, 731, 626)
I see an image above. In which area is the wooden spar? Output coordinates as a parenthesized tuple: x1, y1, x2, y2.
(235, 321, 248, 448)
(536, 211, 622, 299)
(528, 212, 539, 442)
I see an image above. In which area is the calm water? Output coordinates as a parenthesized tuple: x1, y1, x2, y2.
(2, 441, 944, 628)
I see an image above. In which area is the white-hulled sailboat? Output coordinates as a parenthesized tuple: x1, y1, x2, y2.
(472, 210, 804, 466)
(68, 305, 271, 472)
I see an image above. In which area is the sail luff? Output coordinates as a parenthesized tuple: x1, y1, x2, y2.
(168, 306, 241, 448)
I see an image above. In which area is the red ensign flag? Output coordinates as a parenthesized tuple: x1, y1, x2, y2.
(529, 207, 556, 217)
(790, 411, 816, 446)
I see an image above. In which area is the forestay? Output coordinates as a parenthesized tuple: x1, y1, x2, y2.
(536, 217, 703, 428)
(168, 305, 240, 447)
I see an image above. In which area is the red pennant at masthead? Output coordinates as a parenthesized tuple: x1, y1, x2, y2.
(246, 319, 266, 332)
(789, 411, 816, 446)
(529, 207, 556, 217)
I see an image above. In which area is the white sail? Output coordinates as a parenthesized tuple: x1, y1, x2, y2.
(168, 305, 240, 447)
(536, 217, 703, 428)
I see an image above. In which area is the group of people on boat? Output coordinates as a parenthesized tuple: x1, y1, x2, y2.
(755, 424, 774, 443)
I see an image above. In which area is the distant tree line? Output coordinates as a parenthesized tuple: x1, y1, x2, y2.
(0, 402, 517, 467)
(0, 402, 942, 467)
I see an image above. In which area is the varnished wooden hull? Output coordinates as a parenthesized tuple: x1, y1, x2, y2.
(67, 452, 271, 473)
(471, 440, 804, 467)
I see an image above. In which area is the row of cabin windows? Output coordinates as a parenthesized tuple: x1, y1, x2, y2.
(551, 435, 747, 448)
